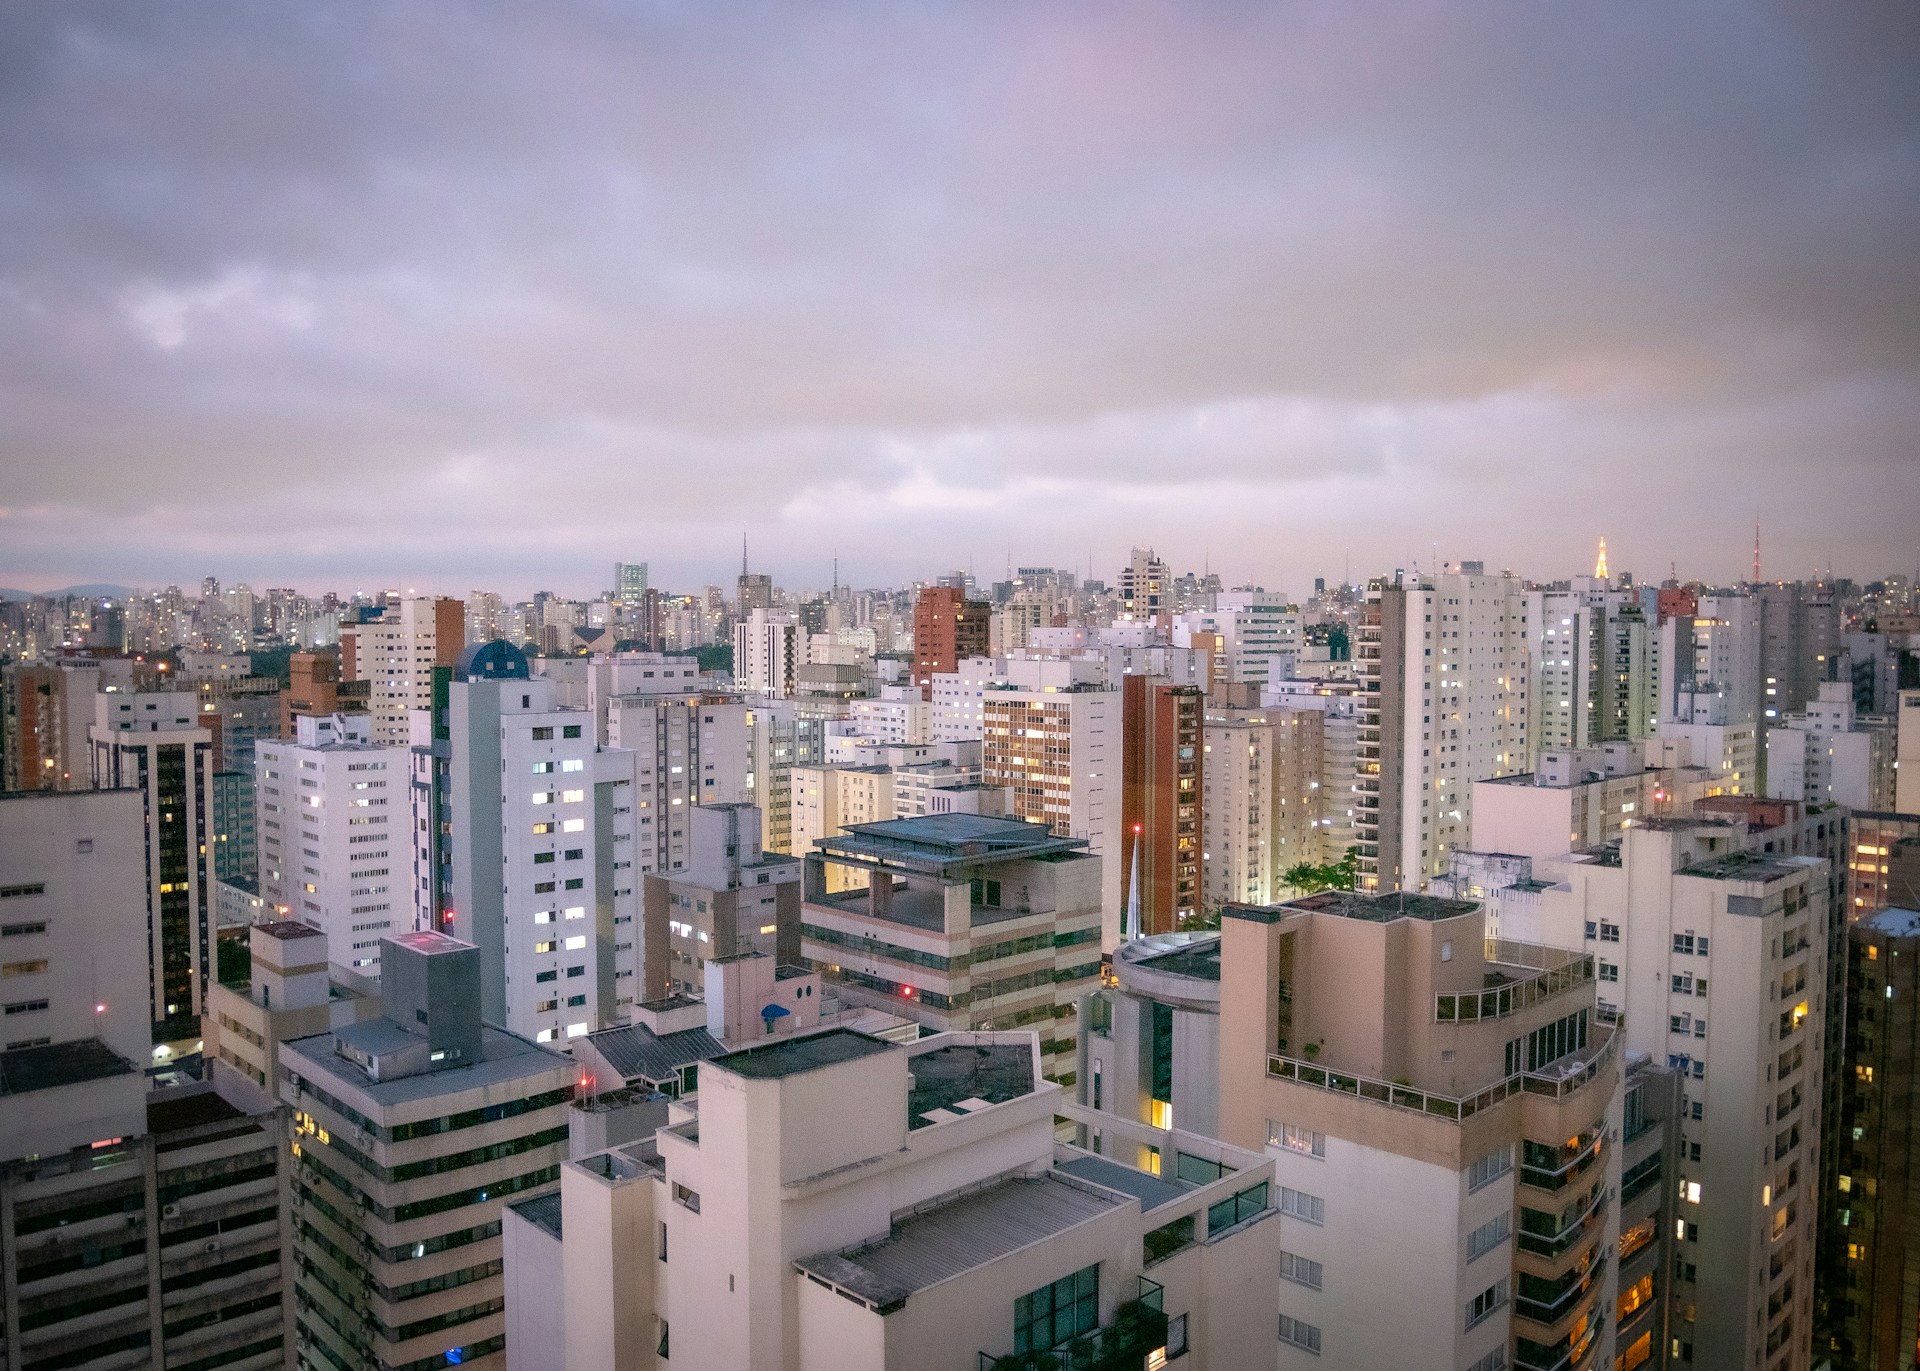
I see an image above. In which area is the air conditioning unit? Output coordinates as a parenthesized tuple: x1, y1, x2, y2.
(162, 1203, 181, 1219)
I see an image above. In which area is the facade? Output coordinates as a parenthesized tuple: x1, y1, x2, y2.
(1121, 675, 1204, 935)
(1847, 812, 1920, 919)
(980, 681, 1123, 940)
(1764, 681, 1896, 811)
(203, 919, 379, 1109)
(1831, 907, 1920, 1370)
(284, 648, 367, 737)
(1527, 582, 1659, 759)
(910, 585, 990, 699)
(1899, 689, 1920, 815)
(800, 814, 1103, 1072)
(1757, 583, 1840, 728)
(506, 1026, 1278, 1371)
(1217, 889, 1647, 1371)
(88, 690, 218, 1044)
(640, 804, 802, 1001)
(1356, 568, 1531, 893)
(445, 646, 638, 1043)
(1078, 932, 1223, 1144)
(279, 932, 575, 1371)
(732, 609, 808, 698)
(605, 692, 756, 879)
(256, 712, 412, 977)
(1120, 546, 1170, 621)
(1471, 743, 1714, 862)
(341, 596, 466, 746)
(1201, 706, 1323, 911)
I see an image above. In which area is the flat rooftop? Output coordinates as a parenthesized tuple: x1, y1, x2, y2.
(252, 920, 325, 942)
(821, 813, 1088, 875)
(907, 1041, 1034, 1128)
(796, 1175, 1123, 1309)
(1680, 851, 1811, 884)
(0, 1038, 137, 1096)
(283, 1023, 570, 1105)
(709, 1027, 894, 1081)
(1285, 890, 1478, 923)
(1861, 907, 1920, 939)
(806, 884, 1037, 933)
(1131, 938, 1221, 982)
(1056, 1153, 1190, 1210)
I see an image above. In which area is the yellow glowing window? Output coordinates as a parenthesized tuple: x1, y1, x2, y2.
(1791, 1001, 1810, 1030)
(1148, 1099, 1172, 1130)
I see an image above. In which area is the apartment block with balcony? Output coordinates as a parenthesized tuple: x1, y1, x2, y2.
(503, 1025, 1278, 1371)
(1217, 889, 1625, 1371)
(800, 814, 1103, 1073)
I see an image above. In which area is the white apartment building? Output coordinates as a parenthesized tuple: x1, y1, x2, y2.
(928, 655, 1106, 743)
(88, 690, 218, 1044)
(341, 594, 464, 745)
(1356, 566, 1531, 893)
(447, 647, 638, 1044)
(1527, 582, 1660, 760)
(1264, 677, 1363, 861)
(1900, 689, 1920, 814)
(505, 1026, 1279, 1371)
(1468, 804, 1833, 1371)
(1202, 706, 1324, 909)
(606, 693, 755, 876)
(981, 682, 1123, 936)
(733, 609, 809, 697)
(1470, 742, 1716, 862)
(843, 685, 932, 744)
(256, 712, 411, 977)
(1175, 591, 1303, 687)
(1765, 680, 1896, 811)
(1686, 594, 1762, 726)
(791, 764, 897, 894)
(639, 805, 802, 1002)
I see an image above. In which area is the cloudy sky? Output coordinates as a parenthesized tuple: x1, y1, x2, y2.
(3, 2, 1916, 599)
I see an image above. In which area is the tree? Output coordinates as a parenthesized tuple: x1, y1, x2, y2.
(1282, 846, 1361, 896)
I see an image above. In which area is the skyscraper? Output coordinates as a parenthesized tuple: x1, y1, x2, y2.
(1121, 674, 1204, 934)
(911, 584, 990, 699)
(339, 594, 465, 746)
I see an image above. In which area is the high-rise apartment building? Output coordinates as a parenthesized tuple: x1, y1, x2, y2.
(88, 690, 217, 1044)
(445, 642, 638, 1043)
(1899, 690, 1920, 814)
(506, 1026, 1277, 1371)
(911, 584, 990, 699)
(1201, 706, 1324, 909)
(1215, 889, 1654, 1371)
(256, 712, 411, 977)
(1121, 674, 1204, 934)
(1765, 681, 1896, 811)
(982, 681, 1123, 937)
(1527, 581, 1659, 760)
(639, 803, 801, 1001)
(1175, 591, 1303, 687)
(1831, 906, 1920, 1370)
(614, 560, 650, 608)
(280, 932, 575, 1371)
(1356, 567, 1531, 892)
(1119, 546, 1169, 621)
(604, 691, 754, 878)
(800, 814, 1104, 1070)
(340, 595, 465, 745)
(283, 647, 366, 736)
(731, 608, 807, 697)
(1758, 582, 1841, 727)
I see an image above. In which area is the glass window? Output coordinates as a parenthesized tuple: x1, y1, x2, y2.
(1013, 1264, 1099, 1355)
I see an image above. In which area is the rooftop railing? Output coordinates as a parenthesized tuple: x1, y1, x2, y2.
(1435, 942, 1595, 1023)
(1266, 1024, 1617, 1123)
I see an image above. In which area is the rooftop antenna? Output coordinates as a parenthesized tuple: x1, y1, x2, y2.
(741, 530, 749, 578)
(1752, 519, 1761, 585)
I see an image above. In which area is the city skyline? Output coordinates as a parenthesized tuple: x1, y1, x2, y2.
(3, 4, 1917, 593)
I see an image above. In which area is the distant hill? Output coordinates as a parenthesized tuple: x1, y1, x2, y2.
(0, 584, 134, 601)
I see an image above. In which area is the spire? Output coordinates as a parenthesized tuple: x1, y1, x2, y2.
(1594, 537, 1609, 582)
(742, 530, 749, 578)
(1753, 520, 1761, 584)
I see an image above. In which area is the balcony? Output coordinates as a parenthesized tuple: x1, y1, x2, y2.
(1435, 942, 1595, 1023)
(980, 1277, 1168, 1371)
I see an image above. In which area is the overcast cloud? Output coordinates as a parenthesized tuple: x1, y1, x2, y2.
(2, 2, 1916, 597)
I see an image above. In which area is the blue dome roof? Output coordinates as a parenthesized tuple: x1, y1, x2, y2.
(455, 640, 531, 682)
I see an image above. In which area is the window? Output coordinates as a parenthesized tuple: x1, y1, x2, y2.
(1599, 922, 1620, 942)
(563, 725, 582, 739)
(657, 1220, 667, 1261)
(1, 960, 47, 978)
(1467, 1213, 1510, 1261)
(1465, 1278, 1508, 1329)
(1278, 1314, 1321, 1354)
(1673, 933, 1693, 954)
(656, 1319, 669, 1359)
(671, 1183, 700, 1213)
(1599, 961, 1618, 983)
(1160, 1312, 1188, 1363)
(1269, 1122, 1326, 1157)
(561, 759, 585, 772)
(531, 727, 553, 741)
(1014, 1264, 1099, 1355)
(561, 789, 585, 804)
(1277, 1187, 1324, 1224)
(1466, 1349, 1508, 1371)
(1468, 1146, 1513, 1192)
(1280, 1250, 1323, 1289)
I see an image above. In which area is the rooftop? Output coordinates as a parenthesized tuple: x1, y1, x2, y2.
(907, 1041, 1035, 1128)
(588, 1022, 726, 1084)
(510, 1191, 564, 1240)
(252, 920, 325, 942)
(1055, 1153, 1190, 1210)
(1130, 938, 1222, 983)
(1283, 889, 1478, 923)
(795, 1175, 1123, 1310)
(821, 813, 1088, 876)
(147, 1089, 247, 1135)
(1860, 907, 1920, 939)
(388, 930, 469, 956)
(1680, 851, 1813, 884)
(283, 1023, 571, 1105)
(0, 1038, 137, 1096)
(709, 1027, 894, 1081)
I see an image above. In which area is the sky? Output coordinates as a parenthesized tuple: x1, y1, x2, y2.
(2, 2, 1917, 600)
